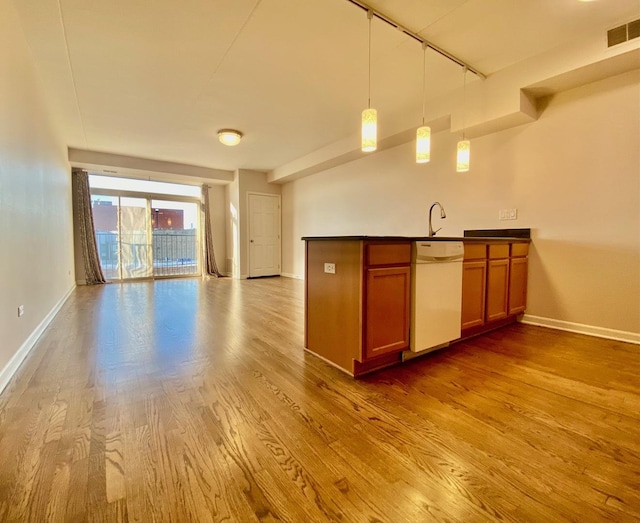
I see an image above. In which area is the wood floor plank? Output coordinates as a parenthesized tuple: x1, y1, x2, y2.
(0, 277, 639, 522)
(45, 454, 71, 523)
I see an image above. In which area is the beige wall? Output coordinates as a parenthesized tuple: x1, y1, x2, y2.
(225, 172, 240, 277)
(282, 70, 640, 336)
(0, 0, 75, 373)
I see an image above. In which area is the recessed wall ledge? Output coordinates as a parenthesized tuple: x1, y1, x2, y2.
(268, 116, 451, 184)
(68, 148, 234, 185)
(267, 90, 538, 185)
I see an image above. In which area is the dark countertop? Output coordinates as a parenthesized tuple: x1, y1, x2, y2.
(302, 228, 531, 243)
(301, 235, 531, 242)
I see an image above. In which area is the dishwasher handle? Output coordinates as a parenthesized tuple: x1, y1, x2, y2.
(414, 254, 464, 263)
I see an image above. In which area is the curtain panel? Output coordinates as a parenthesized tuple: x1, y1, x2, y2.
(202, 185, 223, 277)
(72, 169, 106, 285)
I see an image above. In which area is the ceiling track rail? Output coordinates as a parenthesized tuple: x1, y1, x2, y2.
(344, 0, 486, 80)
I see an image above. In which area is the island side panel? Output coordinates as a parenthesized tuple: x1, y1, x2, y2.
(305, 240, 363, 374)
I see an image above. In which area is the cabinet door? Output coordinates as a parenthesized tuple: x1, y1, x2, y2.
(364, 266, 410, 360)
(509, 257, 528, 315)
(486, 259, 509, 322)
(461, 261, 486, 330)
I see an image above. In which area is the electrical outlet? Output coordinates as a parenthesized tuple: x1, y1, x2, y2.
(324, 263, 336, 274)
(499, 209, 508, 220)
(18, 305, 24, 317)
(508, 208, 518, 220)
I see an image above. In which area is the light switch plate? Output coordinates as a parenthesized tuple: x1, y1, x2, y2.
(499, 208, 518, 220)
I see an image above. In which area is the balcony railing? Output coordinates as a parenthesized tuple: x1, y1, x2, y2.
(95, 230, 199, 279)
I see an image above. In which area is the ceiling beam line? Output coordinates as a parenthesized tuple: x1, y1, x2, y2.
(344, 0, 486, 80)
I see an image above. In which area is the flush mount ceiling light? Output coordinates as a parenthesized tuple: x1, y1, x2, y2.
(361, 9, 377, 153)
(217, 129, 243, 146)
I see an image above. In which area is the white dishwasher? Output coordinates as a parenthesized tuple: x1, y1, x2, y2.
(409, 241, 464, 354)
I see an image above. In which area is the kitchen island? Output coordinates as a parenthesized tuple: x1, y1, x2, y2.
(303, 233, 531, 377)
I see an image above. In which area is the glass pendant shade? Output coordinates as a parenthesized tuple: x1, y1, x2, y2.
(361, 108, 377, 152)
(456, 140, 470, 172)
(416, 126, 431, 163)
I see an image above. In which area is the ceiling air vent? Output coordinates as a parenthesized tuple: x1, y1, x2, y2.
(608, 19, 640, 47)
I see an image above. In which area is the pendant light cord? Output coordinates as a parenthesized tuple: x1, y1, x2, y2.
(367, 9, 373, 108)
(462, 65, 467, 140)
(345, 0, 485, 80)
(421, 43, 427, 125)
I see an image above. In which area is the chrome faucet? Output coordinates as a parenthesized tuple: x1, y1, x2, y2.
(428, 202, 446, 237)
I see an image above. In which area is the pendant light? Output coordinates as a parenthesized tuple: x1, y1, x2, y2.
(416, 42, 431, 163)
(361, 10, 377, 152)
(456, 66, 470, 172)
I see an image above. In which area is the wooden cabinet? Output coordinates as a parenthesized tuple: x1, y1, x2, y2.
(305, 239, 410, 376)
(486, 244, 510, 322)
(364, 266, 410, 359)
(461, 243, 487, 330)
(486, 259, 509, 321)
(508, 243, 529, 315)
(461, 261, 487, 329)
(305, 237, 529, 375)
(363, 242, 411, 361)
(461, 240, 529, 337)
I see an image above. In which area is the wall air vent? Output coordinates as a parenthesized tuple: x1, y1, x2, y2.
(607, 19, 640, 47)
(629, 19, 640, 40)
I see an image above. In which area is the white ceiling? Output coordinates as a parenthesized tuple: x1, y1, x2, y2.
(14, 0, 640, 176)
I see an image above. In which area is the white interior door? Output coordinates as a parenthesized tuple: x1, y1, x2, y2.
(248, 193, 281, 277)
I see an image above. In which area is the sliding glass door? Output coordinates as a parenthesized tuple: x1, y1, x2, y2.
(92, 194, 119, 279)
(92, 195, 153, 280)
(152, 200, 199, 277)
(120, 197, 153, 279)
(91, 194, 199, 281)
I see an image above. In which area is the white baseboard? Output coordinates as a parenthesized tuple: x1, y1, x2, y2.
(521, 314, 640, 345)
(0, 284, 75, 395)
(281, 272, 304, 280)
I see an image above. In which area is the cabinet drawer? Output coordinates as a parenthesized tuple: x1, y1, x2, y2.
(511, 242, 529, 257)
(463, 243, 487, 260)
(366, 243, 411, 266)
(488, 244, 510, 259)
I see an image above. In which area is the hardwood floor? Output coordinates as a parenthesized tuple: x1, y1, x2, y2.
(0, 277, 638, 522)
